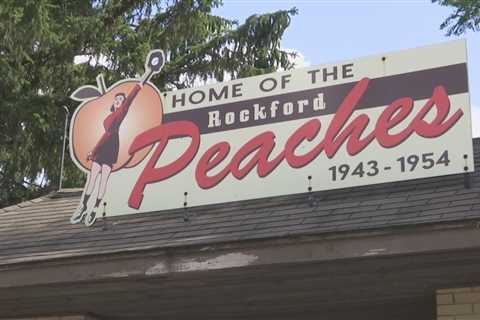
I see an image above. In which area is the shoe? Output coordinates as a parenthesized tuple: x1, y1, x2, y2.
(70, 205, 88, 224)
(85, 210, 97, 227)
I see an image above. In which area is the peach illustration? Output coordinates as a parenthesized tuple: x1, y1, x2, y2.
(71, 81, 163, 172)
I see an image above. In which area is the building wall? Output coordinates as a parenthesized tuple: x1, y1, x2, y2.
(437, 287, 480, 320)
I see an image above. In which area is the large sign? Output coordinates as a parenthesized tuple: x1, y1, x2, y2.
(69, 40, 474, 226)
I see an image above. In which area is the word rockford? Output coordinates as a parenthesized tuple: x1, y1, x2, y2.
(207, 93, 326, 128)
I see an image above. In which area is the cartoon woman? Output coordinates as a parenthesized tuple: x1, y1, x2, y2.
(70, 50, 165, 226)
(70, 84, 142, 226)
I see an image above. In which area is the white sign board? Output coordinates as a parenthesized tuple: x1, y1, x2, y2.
(69, 40, 474, 226)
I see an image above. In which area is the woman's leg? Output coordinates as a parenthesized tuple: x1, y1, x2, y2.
(86, 162, 102, 195)
(92, 164, 112, 211)
(71, 162, 101, 223)
(82, 161, 101, 208)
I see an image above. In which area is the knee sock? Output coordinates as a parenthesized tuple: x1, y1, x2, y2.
(94, 198, 102, 209)
(82, 194, 90, 209)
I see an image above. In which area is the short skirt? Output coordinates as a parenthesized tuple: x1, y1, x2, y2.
(93, 133, 119, 167)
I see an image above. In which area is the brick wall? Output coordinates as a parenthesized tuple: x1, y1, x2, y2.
(437, 287, 480, 320)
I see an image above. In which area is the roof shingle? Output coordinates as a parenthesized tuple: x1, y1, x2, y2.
(0, 138, 479, 265)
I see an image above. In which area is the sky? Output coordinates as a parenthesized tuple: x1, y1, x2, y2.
(214, 0, 480, 137)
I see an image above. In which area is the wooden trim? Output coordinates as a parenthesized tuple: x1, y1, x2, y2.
(1, 221, 480, 289)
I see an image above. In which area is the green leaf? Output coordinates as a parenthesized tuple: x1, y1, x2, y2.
(0, 0, 296, 207)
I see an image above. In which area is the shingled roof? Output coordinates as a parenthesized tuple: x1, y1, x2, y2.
(0, 138, 479, 266)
